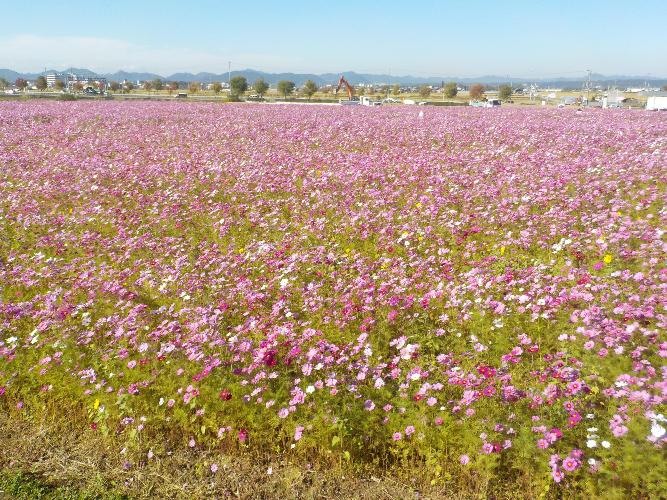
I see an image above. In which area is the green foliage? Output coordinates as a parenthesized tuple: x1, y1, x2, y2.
(498, 84, 513, 100)
(302, 80, 318, 100)
(444, 81, 458, 98)
(230, 76, 248, 97)
(188, 81, 200, 94)
(277, 80, 295, 98)
(418, 85, 431, 98)
(0, 470, 129, 500)
(152, 79, 164, 91)
(211, 82, 223, 94)
(36, 76, 48, 91)
(57, 93, 77, 101)
(252, 78, 269, 97)
(392, 84, 400, 96)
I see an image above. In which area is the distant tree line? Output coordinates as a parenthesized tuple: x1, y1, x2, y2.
(21, 75, 525, 102)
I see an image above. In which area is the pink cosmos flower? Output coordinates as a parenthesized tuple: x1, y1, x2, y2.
(294, 425, 304, 441)
(562, 457, 579, 472)
(392, 432, 402, 441)
(460, 454, 470, 465)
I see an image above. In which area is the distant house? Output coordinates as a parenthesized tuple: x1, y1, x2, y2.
(65, 73, 107, 90)
(646, 93, 667, 110)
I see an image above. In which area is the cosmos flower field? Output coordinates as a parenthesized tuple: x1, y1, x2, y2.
(1, 101, 666, 493)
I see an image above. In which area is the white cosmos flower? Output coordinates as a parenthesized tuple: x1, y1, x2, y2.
(601, 441, 611, 449)
(651, 423, 666, 439)
(587, 440, 597, 448)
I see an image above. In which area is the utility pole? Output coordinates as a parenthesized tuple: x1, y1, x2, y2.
(585, 69, 592, 106)
(228, 61, 231, 89)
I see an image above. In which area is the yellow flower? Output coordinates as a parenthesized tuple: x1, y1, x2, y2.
(416, 202, 422, 209)
(603, 254, 612, 264)
(93, 399, 100, 410)
(500, 246, 506, 256)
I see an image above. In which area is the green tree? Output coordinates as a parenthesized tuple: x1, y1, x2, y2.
(143, 81, 153, 92)
(418, 85, 431, 98)
(188, 82, 200, 94)
(124, 81, 135, 93)
(444, 82, 458, 98)
(498, 84, 512, 100)
(302, 79, 318, 100)
(469, 83, 485, 100)
(230, 76, 248, 97)
(253, 78, 269, 97)
(392, 84, 400, 96)
(152, 79, 164, 91)
(277, 80, 295, 99)
(212, 82, 223, 94)
(0, 77, 8, 89)
(54, 80, 65, 91)
(36, 76, 48, 91)
(109, 81, 121, 92)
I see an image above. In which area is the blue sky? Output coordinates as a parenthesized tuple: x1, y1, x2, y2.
(2, 0, 666, 77)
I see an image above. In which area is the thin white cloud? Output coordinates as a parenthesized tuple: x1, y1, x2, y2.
(0, 34, 301, 75)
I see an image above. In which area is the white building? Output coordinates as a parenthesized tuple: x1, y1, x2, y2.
(647, 94, 667, 111)
(46, 72, 66, 87)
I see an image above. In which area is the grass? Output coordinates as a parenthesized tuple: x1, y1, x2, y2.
(0, 397, 545, 499)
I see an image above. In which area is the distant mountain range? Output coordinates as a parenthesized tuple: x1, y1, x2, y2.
(1, 67, 665, 88)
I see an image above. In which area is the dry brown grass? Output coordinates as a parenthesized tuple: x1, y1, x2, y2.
(0, 398, 511, 499)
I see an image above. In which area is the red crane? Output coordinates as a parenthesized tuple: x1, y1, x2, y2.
(335, 75, 354, 100)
